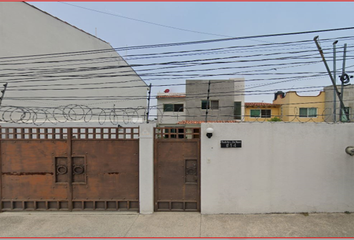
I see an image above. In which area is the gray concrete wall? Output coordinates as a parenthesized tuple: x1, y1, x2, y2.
(185, 79, 243, 121)
(324, 85, 354, 122)
(201, 122, 354, 214)
(0, 2, 147, 125)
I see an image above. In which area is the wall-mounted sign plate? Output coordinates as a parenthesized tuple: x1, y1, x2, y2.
(220, 140, 242, 148)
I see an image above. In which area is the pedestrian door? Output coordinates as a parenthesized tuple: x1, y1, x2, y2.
(154, 128, 200, 212)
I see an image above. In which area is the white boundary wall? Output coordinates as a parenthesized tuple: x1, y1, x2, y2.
(201, 122, 354, 214)
(139, 124, 156, 214)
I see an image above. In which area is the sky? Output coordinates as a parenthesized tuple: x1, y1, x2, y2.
(30, 2, 354, 104)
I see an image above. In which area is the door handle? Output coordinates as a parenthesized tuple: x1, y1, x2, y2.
(73, 165, 85, 175)
(56, 165, 68, 175)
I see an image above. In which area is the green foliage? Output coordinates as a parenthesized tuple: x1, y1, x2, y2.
(268, 117, 282, 122)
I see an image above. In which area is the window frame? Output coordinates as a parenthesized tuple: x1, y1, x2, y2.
(163, 104, 174, 112)
(341, 107, 350, 122)
(250, 109, 261, 118)
(174, 104, 184, 112)
(163, 103, 184, 112)
(299, 107, 317, 118)
(261, 109, 271, 118)
(234, 101, 242, 120)
(201, 100, 219, 110)
(250, 109, 272, 118)
(210, 100, 219, 109)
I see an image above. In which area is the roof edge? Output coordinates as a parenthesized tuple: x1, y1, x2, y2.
(24, 2, 110, 45)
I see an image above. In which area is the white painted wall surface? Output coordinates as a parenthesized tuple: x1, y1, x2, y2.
(0, 2, 147, 125)
(201, 122, 354, 214)
(139, 124, 155, 214)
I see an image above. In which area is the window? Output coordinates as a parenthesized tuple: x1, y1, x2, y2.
(174, 104, 184, 112)
(261, 109, 271, 118)
(299, 108, 317, 118)
(201, 100, 208, 109)
(201, 100, 219, 109)
(250, 109, 272, 118)
(163, 104, 173, 112)
(234, 102, 241, 120)
(341, 107, 350, 122)
(211, 100, 219, 109)
(250, 109, 260, 118)
(163, 104, 184, 112)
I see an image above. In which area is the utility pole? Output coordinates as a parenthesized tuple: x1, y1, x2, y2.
(339, 44, 350, 122)
(313, 36, 349, 122)
(333, 40, 338, 122)
(146, 83, 152, 123)
(205, 81, 211, 123)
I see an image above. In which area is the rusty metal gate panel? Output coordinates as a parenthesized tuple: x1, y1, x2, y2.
(0, 128, 69, 211)
(0, 127, 139, 212)
(70, 128, 139, 211)
(154, 128, 200, 212)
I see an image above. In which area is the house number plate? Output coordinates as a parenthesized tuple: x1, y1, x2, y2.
(220, 140, 242, 148)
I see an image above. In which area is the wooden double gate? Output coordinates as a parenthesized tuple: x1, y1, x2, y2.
(0, 127, 139, 211)
(154, 127, 201, 212)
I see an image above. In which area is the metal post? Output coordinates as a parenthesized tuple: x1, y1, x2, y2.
(146, 84, 152, 124)
(333, 41, 338, 122)
(205, 81, 211, 123)
(0, 126, 2, 212)
(340, 44, 347, 122)
(313, 36, 347, 121)
(67, 128, 73, 211)
(0, 83, 8, 108)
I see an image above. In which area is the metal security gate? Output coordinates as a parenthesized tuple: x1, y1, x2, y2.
(0, 127, 139, 211)
(154, 127, 200, 212)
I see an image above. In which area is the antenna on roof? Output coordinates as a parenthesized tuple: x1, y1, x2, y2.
(95, 27, 97, 37)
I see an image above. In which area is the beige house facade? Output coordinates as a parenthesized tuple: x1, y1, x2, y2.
(273, 91, 326, 122)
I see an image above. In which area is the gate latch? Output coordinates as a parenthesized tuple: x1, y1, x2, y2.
(73, 165, 85, 175)
(185, 159, 198, 183)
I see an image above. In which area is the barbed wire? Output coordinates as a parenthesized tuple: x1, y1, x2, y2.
(0, 103, 352, 126)
(0, 105, 147, 126)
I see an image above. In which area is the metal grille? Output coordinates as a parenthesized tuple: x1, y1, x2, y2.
(1, 199, 139, 211)
(72, 127, 139, 140)
(0, 127, 139, 140)
(154, 127, 200, 139)
(1, 128, 68, 140)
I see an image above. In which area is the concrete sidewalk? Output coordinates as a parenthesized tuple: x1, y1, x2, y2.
(0, 212, 353, 237)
